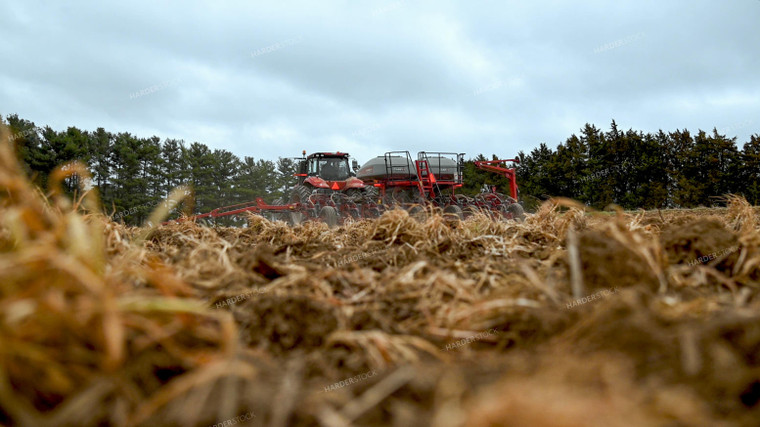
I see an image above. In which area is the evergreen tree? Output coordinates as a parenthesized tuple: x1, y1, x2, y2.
(89, 128, 113, 204)
(740, 135, 760, 205)
(212, 149, 241, 207)
(185, 142, 217, 214)
(111, 133, 150, 223)
(275, 157, 297, 199)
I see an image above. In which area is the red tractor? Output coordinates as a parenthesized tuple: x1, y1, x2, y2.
(165, 151, 380, 228)
(273, 151, 381, 225)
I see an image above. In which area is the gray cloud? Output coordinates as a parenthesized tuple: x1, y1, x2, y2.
(1, 0, 758, 164)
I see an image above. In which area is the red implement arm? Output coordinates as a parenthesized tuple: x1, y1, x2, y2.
(164, 197, 297, 224)
(473, 158, 519, 200)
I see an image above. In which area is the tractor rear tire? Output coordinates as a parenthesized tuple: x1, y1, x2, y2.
(506, 203, 525, 222)
(391, 187, 409, 204)
(289, 210, 304, 226)
(364, 186, 380, 203)
(290, 185, 313, 204)
(270, 197, 287, 223)
(319, 206, 339, 228)
(463, 205, 481, 218)
(344, 188, 364, 203)
(366, 207, 381, 219)
(289, 185, 313, 225)
(408, 205, 427, 221)
(443, 204, 464, 223)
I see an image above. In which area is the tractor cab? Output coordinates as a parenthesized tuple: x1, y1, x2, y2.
(296, 152, 354, 180)
(308, 154, 351, 181)
(293, 151, 366, 191)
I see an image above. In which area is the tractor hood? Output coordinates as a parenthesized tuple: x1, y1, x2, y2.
(304, 176, 365, 190)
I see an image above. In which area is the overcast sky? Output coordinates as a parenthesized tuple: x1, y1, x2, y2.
(1, 0, 758, 164)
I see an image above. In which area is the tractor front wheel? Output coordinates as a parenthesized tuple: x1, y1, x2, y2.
(364, 186, 380, 203)
(344, 188, 364, 203)
(289, 185, 313, 224)
(319, 206, 339, 228)
(270, 197, 286, 223)
(442, 204, 463, 223)
(408, 205, 427, 222)
(506, 203, 525, 222)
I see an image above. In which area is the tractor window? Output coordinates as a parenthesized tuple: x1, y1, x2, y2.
(319, 158, 350, 180)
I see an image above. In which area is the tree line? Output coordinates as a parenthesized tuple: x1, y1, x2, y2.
(461, 121, 759, 211)
(509, 121, 760, 210)
(3, 114, 296, 225)
(3, 114, 758, 224)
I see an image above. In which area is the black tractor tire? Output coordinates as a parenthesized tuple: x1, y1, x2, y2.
(289, 210, 304, 226)
(366, 207, 381, 219)
(319, 206, 339, 228)
(289, 184, 313, 204)
(391, 187, 410, 204)
(289, 185, 313, 224)
(270, 197, 287, 223)
(442, 204, 464, 222)
(408, 205, 427, 222)
(454, 194, 472, 204)
(344, 188, 364, 203)
(506, 202, 526, 222)
(364, 186, 380, 202)
(463, 205, 481, 218)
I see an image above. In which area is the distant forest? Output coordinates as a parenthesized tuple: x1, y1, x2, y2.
(512, 121, 760, 210)
(2, 114, 759, 225)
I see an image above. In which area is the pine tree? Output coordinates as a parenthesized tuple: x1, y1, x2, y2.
(111, 133, 150, 224)
(274, 157, 297, 199)
(89, 128, 114, 204)
(740, 135, 760, 205)
(186, 142, 217, 214)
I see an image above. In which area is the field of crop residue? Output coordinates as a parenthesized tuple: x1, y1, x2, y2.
(2, 133, 760, 426)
